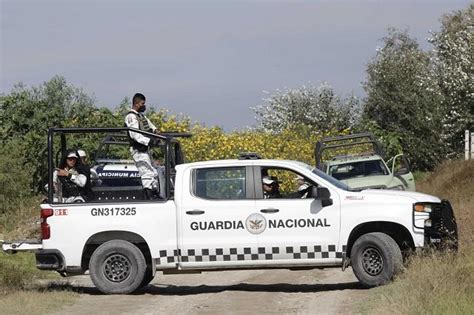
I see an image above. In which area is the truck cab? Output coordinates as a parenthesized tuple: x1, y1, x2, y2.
(316, 133, 416, 191)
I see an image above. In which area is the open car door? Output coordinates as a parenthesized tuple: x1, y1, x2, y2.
(389, 154, 415, 191)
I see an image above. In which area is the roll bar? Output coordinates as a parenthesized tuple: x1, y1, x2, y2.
(47, 127, 191, 203)
(315, 133, 385, 169)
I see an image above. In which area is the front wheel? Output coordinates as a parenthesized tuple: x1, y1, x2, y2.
(351, 232, 403, 287)
(89, 240, 146, 294)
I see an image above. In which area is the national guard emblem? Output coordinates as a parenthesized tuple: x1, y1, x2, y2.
(245, 213, 267, 235)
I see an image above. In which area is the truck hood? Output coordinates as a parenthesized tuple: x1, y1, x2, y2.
(341, 175, 398, 190)
(360, 189, 441, 203)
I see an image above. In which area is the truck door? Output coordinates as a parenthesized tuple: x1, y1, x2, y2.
(179, 165, 259, 268)
(391, 154, 416, 191)
(253, 166, 342, 266)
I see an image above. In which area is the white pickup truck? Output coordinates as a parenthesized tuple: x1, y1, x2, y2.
(1, 128, 458, 294)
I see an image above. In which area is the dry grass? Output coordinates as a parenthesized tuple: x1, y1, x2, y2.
(0, 288, 76, 315)
(363, 159, 474, 314)
(0, 195, 41, 240)
(0, 197, 77, 313)
(416, 160, 474, 247)
(0, 252, 77, 314)
(0, 253, 78, 314)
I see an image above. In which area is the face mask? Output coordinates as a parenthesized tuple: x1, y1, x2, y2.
(138, 105, 147, 113)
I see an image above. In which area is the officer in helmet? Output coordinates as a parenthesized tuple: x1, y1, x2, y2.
(124, 93, 160, 200)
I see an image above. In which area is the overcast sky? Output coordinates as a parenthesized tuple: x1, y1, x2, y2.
(0, 0, 470, 130)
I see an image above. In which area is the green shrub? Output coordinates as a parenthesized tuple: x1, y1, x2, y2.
(0, 253, 41, 294)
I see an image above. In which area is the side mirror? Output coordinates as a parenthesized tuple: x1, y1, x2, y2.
(390, 154, 411, 176)
(395, 167, 409, 176)
(311, 186, 333, 207)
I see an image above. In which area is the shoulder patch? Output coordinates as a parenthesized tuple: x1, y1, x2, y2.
(126, 115, 135, 125)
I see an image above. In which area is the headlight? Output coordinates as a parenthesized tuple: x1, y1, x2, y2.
(388, 185, 405, 190)
(414, 203, 433, 213)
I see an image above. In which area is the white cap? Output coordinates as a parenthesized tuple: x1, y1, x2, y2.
(262, 176, 274, 185)
(77, 150, 87, 158)
(295, 175, 305, 181)
(67, 152, 78, 159)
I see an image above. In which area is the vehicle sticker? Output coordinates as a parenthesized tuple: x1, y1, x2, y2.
(155, 244, 347, 265)
(55, 209, 68, 216)
(97, 171, 140, 178)
(345, 196, 364, 200)
(190, 221, 244, 231)
(190, 216, 330, 232)
(268, 218, 330, 228)
(91, 207, 137, 216)
(246, 213, 267, 234)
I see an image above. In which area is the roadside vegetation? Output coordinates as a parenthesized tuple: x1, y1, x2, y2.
(362, 160, 474, 314)
(0, 251, 77, 314)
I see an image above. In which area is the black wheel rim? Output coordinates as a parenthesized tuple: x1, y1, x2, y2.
(103, 254, 131, 282)
(362, 247, 384, 276)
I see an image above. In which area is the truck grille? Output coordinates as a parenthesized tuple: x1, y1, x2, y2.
(425, 200, 458, 250)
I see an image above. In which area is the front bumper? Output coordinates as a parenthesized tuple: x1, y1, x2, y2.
(423, 200, 458, 250)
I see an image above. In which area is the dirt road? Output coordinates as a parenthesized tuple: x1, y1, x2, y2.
(53, 267, 368, 314)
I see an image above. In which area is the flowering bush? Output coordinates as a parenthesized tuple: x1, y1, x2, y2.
(146, 109, 349, 164)
(180, 126, 346, 164)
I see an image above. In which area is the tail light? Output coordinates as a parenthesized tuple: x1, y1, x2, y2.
(41, 208, 53, 240)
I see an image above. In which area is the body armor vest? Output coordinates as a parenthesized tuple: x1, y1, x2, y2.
(125, 111, 153, 152)
(59, 170, 82, 198)
(135, 111, 153, 132)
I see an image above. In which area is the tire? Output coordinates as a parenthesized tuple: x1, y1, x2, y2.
(139, 264, 155, 289)
(351, 232, 403, 288)
(89, 240, 146, 294)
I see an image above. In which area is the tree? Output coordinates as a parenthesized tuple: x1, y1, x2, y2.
(0, 77, 193, 192)
(362, 29, 445, 170)
(253, 83, 361, 134)
(429, 4, 473, 157)
(0, 76, 105, 191)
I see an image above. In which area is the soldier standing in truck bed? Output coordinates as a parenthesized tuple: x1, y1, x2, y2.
(124, 93, 159, 200)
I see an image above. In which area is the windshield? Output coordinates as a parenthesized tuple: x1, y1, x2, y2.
(312, 168, 351, 191)
(328, 160, 389, 180)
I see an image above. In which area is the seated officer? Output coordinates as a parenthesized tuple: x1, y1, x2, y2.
(295, 175, 310, 198)
(262, 176, 282, 199)
(53, 151, 87, 203)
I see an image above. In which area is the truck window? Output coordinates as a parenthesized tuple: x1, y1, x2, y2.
(194, 167, 246, 200)
(259, 167, 315, 199)
(328, 160, 388, 180)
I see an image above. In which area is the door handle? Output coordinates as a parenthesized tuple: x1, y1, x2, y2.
(186, 210, 205, 215)
(260, 208, 279, 214)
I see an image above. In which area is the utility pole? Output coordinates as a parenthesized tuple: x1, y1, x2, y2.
(465, 130, 474, 160)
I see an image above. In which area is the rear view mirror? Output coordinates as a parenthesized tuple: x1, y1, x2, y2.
(311, 186, 333, 207)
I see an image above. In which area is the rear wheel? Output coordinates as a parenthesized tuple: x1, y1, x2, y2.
(351, 232, 403, 287)
(89, 240, 146, 294)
